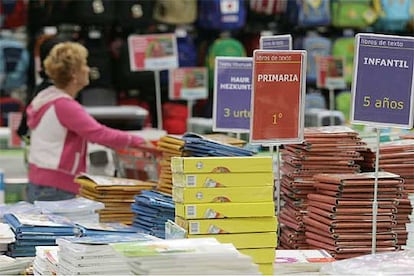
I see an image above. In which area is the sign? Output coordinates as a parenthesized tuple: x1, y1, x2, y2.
(316, 55, 346, 90)
(259, 34, 292, 50)
(128, 33, 178, 71)
(250, 50, 306, 144)
(8, 112, 22, 148)
(351, 33, 414, 128)
(169, 67, 208, 100)
(213, 57, 252, 133)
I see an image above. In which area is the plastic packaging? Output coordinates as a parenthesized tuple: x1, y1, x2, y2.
(320, 250, 414, 275)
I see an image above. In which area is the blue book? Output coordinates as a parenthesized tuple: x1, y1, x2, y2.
(4, 213, 80, 236)
(76, 222, 141, 236)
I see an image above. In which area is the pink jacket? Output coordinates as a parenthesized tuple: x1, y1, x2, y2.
(26, 86, 144, 193)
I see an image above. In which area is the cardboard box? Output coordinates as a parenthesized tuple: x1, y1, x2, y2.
(175, 216, 277, 234)
(172, 186, 274, 203)
(171, 156, 273, 174)
(187, 232, 277, 249)
(175, 202, 276, 219)
(172, 171, 274, 188)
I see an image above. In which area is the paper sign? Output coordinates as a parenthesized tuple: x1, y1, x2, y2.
(259, 34, 292, 50)
(128, 33, 178, 71)
(351, 33, 414, 128)
(169, 67, 208, 100)
(8, 112, 22, 148)
(316, 56, 346, 89)
(213, 57, 253, 133)
(250, 50, 306, 144)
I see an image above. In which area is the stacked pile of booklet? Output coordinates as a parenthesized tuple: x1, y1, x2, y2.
(156, 134, 186, 194)
(3, 212, 80, 257)
(34, 197, 105, 224)
(304, 172, 401, 260)
(32, 246, 59, 275)
(279, 126, 367, 250)
(0, 255, 33, 275)
(110, 237, 261, 275)
(378, 139, 414, 247)
(56, 233, 158, 275)
(405, 193, 414, 250)
(131, 190, 175, 238)
(156, 133, 249, 195)
(75, 173, 156, 224)
(274, 249, 335, 275)
(0, 222, 15, 253)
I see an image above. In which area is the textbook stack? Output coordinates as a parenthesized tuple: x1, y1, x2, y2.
(3, 212, 80, 257)
(34, 197, 105, 224)
(130, 190, 175, 239)
(156, 133, 249, 195)
(56, 234, 158, 275)
(304, 172, 401, 260)
(75, 173, 156, 224)
(171, 156, 277, 275)
(0, 255, 33, 275)
(378, 139, 414, 247)
(279, 126, 367, 249)
(0, 222, 15, 253)
(32, 246, 59, 275)
(110, 237, 261, 275)
(156, 134, 186, 195)
(404, 193, 414, 250)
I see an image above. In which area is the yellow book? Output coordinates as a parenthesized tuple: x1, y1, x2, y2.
(175, 216, 277, 234)
(187, 232, 277, 249)
(239, 248, 276, 264)
(172, 186, 274, 203)
(171, 156, 273, 174)
(75, 173, 156, 191)
(175, 202, 275, 219)
(257, 263, 274, 276)
(172, 171, 273, 188)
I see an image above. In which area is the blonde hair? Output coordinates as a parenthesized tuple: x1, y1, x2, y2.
(44, 42, 88, 88)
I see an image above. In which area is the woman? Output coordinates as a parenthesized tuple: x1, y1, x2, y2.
(26, 42, 146, 202)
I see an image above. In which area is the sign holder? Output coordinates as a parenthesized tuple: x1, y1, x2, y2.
(316, 55, 346, 125)
(351, 33, 414, 254)
(250, 50, 307, 246)
(128, 33, 179, 130)
(169, 67, 208, 128)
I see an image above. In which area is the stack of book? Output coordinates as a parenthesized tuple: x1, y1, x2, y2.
(0, 255, 33, 275)
(75, 173, 156, 224)
(274, 249, 335, 275)
(404, 193, 414, 249)
(130, 190, 175, 239)
(110, 237, 261, 275)
(378, 139, 414, 247)
(304, 172, 401, 260)
(156, 133, 249, 195)
(34, 197, 105, 224)
(156, 134, 186, 194)
(0, 222, 15, 253)
(379, 139, 414, 194)
(279, 126, 367, 250)
(56, 233, 158, 275)
(3, 212, 80, 257)
(171, 156, 277, 275)
(32, 246, 59, 275)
